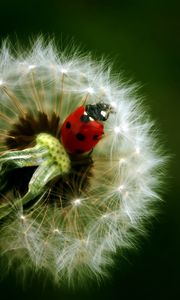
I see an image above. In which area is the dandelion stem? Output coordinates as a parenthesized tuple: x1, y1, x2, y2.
(0, 133, 71, 220)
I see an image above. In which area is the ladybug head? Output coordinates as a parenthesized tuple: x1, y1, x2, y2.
(85, 101, 113, 122)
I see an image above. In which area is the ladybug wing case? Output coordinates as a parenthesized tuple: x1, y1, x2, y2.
(61, 106, 104, 154)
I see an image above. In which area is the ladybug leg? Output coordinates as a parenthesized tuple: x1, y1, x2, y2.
(88, 149, 94, 156)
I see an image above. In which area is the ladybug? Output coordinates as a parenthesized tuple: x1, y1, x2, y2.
(60, 102, 112, 154)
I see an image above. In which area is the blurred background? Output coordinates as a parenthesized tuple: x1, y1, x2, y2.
(0, 0, 179, 299)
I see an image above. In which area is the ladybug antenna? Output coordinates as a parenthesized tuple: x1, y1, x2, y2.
(80, 91, 91, 107)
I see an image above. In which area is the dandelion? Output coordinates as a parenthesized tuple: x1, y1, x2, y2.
(0, 39, 166, 287)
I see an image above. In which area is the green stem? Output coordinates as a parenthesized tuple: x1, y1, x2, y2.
(0, 133, 71, 220)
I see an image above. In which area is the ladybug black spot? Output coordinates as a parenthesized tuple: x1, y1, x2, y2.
(66, 121, 71, 129)
(75, 149, 84, 154)
(93, 134, 99, 140)
(76, 133, 86, 141)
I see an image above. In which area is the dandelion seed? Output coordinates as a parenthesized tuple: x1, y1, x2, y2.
(53, 228, 61, 234)
(60, 68, 68, 74)
(135, 146, 140, 155)
(117, 184, 125, 192)
(85, 87, 95, 94)
(72, 198, 82, 206)
(28, 64, 36, 70)
(114, 126, 121, 134)
(110, 101, 117, 108)
(121, 123, 129, 132)
(119, 157, 126, 165)
(0, 39, 167, 287)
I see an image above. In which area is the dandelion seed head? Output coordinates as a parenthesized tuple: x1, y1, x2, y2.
(0, 39, 167, 288)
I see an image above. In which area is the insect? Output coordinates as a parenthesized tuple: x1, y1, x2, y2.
(61, 102, 113, 154)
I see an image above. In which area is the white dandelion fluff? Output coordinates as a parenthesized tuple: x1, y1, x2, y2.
(0, 39, 166, 287)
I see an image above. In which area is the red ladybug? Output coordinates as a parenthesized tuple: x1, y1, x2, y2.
(61, 102, 112, 154)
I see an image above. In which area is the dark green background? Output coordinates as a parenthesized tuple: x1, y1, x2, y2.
(0, 1, 179, 299)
